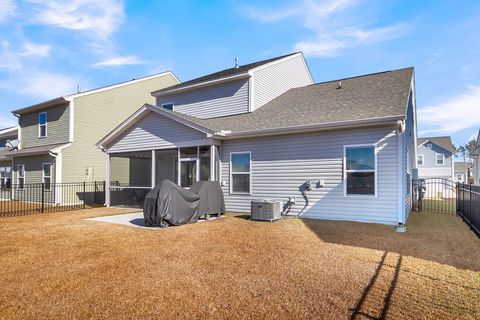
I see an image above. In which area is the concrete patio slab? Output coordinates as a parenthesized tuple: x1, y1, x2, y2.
(85, 212, 221, 229)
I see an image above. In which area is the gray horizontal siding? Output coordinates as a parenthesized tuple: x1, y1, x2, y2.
(156, 79, 249, 119)
(253, 55, 313, 110)
(107, 112, 207, 152)
(417, 143, 453, 179)
(220, 126, 400, 225)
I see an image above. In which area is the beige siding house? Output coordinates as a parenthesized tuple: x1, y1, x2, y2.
(3, 72, 179, 202)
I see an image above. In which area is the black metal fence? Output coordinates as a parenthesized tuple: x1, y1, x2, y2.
(457, 183, 480, 237)
(0, 181, 105, 217)
(412, 178, 457, 214)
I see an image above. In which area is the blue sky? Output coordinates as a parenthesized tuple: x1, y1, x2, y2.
(0, 0, 479, 148)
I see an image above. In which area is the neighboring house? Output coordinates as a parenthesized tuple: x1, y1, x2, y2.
(1, 72, 179, 202)
(0, 126, 18, 189)
(416, 136, 455, 180)
(96, 52, 417, 226)
(454, 162, 472, 183)
(470, 129, 480, 185)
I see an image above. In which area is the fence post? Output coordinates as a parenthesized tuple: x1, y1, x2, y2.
(41, 182, 45, 213)
(83, 181, 86, 209)
(469, 184, 472, 227)
(94, 181, 97, 204)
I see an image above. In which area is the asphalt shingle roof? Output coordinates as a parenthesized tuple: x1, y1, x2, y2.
(153, 53, 300, 93)
(160, 67, 414, 134)
(418, 136, 456, 153)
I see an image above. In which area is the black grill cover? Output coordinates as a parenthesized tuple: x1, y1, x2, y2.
(190, 181, 226, 215)
(143, 180, 200, 227)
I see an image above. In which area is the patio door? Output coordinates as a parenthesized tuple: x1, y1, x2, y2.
(180, 160, 197, 187)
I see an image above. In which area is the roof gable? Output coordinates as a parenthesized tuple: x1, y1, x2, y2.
(417, 136, 455, 153)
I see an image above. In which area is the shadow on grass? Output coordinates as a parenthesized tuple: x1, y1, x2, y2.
(301, 212, 480, 271)
(349, 252, 402, 320)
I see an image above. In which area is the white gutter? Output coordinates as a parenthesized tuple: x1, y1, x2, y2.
(213, 115, 405, 139)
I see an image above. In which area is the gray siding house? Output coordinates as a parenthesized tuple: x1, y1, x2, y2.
(417, 136, 455, 180)
(97, 53, 417, 225)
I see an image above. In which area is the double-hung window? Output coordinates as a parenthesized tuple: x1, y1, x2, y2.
(43, 163, 52, 191)
(435, 154, 444, 165)
(417, 154, 424, 166)
(230, 152, 251, 194)
(344, 145, 376, 196)
(38, 112, 47, 138)
(17, 165, 25, 190)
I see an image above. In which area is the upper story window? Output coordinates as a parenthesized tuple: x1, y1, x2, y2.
(435, 154, 445, 165)
(162, 102, 174, 111)
(344, 145, 376, 196)
(38, 112, 47, 138)
(417, 154, 424, 166)
(230, 152, 251, 194)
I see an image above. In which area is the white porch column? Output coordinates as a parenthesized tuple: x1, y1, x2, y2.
(151, 149, 156, 188)
(210, 145, 215, 181)
(105, 153, 111, 207)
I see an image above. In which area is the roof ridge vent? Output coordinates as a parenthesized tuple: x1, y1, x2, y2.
(235, 57, 239, 69)
(337, 81, 342, 89)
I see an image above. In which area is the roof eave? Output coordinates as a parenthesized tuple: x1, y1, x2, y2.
(214, 115, 405, 140)
(11, 97, 69, 115)
(151, 72, 251, 97)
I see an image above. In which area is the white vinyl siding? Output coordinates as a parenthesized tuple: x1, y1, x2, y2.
(107, 112, 208, 153)
(156, 79, 249, 119)
(220, 126, 400, 225)
(252, 55, 313, 111)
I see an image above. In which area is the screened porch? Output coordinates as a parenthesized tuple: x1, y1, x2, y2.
(107, 145, 220, 207)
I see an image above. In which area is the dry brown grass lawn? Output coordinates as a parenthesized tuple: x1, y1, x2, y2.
(0, 208, 479, 319)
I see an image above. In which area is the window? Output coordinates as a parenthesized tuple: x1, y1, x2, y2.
(43, 163, 52, 191)
(344, 145, 376, 196)
(38, 112, 47, 138)
(0, 167, 10, 189)
(435, 154, 444, 165)
(162, 102, 174, 111)
(456, 174, 463, 182)
(417, 154, 424, 166)
(230, 152, 251, 194)
(17, 165, 25, 190)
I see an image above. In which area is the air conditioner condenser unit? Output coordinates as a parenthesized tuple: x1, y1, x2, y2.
(251, 200, 282, 221)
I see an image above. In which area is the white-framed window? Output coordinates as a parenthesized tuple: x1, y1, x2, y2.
(38, 112, 47, 138)
(42, 163, 52, 191)
(417, 154, 424, 166)
(17, 164, 25, 190)
(230, 151, 251, 194)
(456, 174, 463, 182)
(344, 145, 376, 196)
(161, 102, 174, 111)
(0, 166, 10, 189)
(435, 154, 445, 165)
